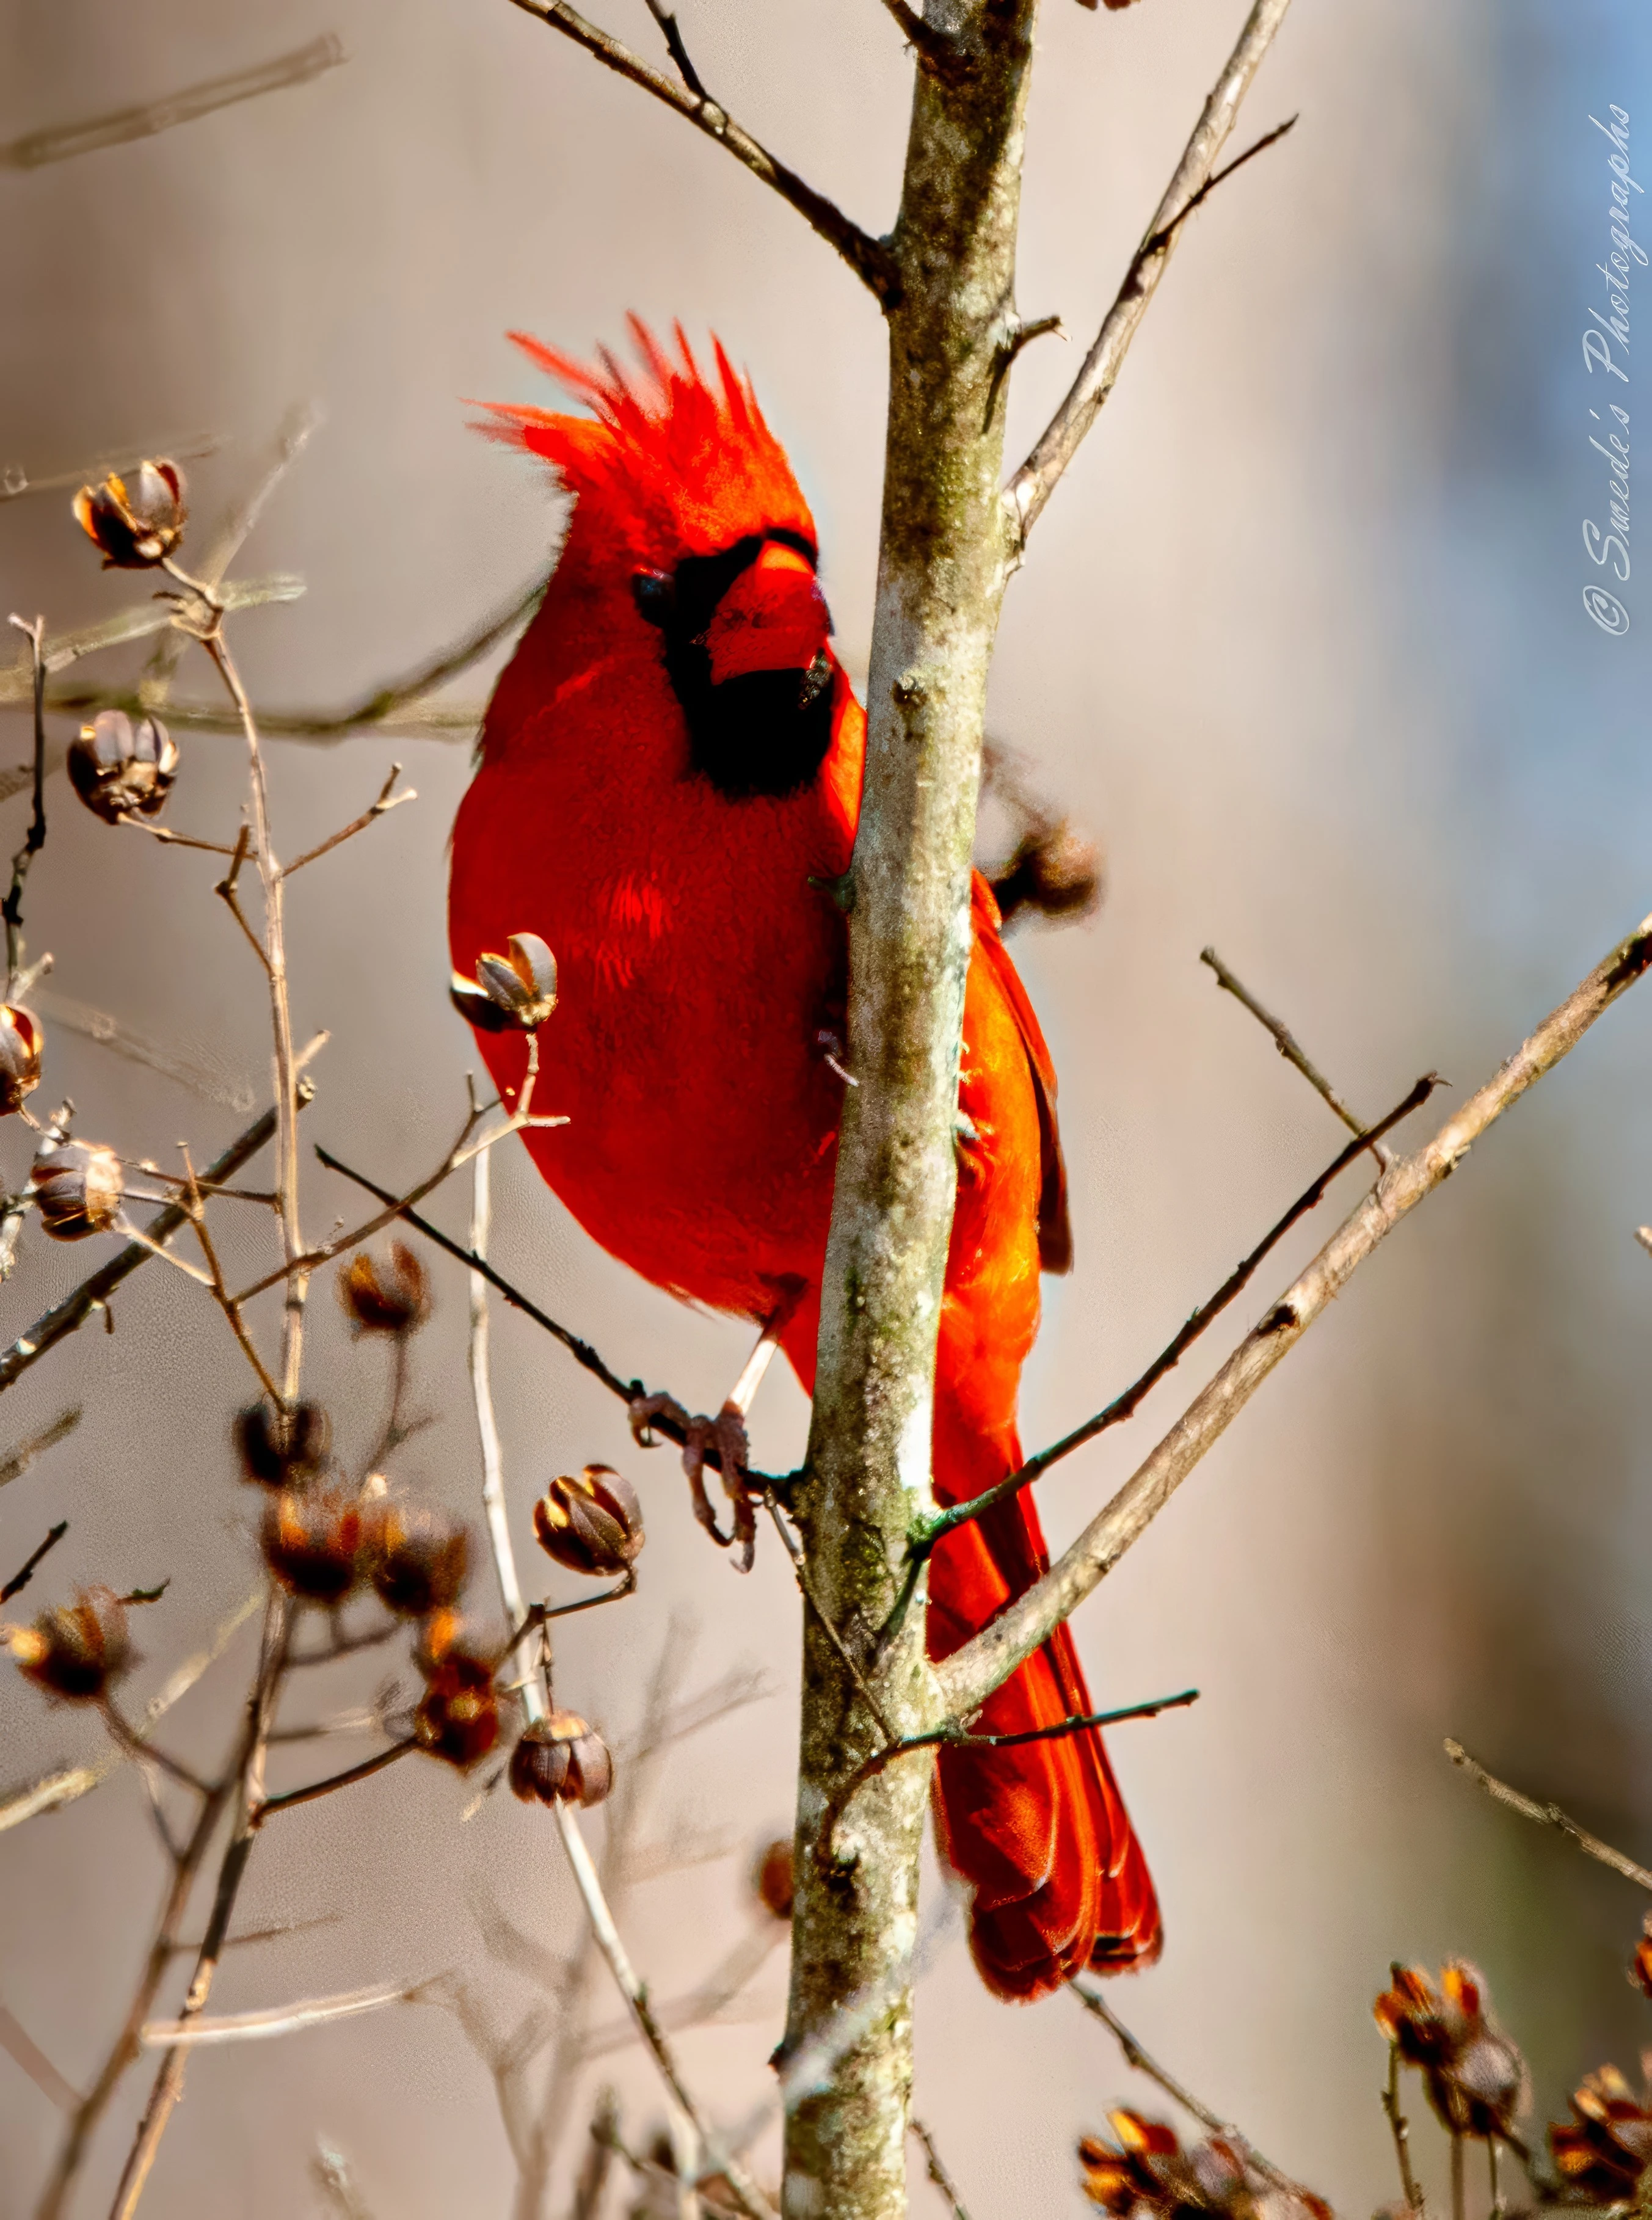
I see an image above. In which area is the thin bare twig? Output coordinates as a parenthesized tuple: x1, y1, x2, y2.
(640, 0, 706, 98)
(909, 2119, 972, 2220)
(1383, 2045, 1425, 2215)
(1444, 1737, 1652, 1891)
(253, 1736, 420, 1822)
(1, 429, 224, 508)
(909, 1073, 1439, 1569)
(1074, 1983, 1311, 2202)
(936, 905, 1652, 1723)
(140, 1978, 423, 2050)
(317, 1145, 784, 1490)
(4, 614, 48, 995)
(0, 34, 346, 170)
(1006, 0, 1297, 540)
(506, 0, 900, 306)
(1201, 946, 1390, 1164)
(821, 1692, 1196, 1867)
(0, 1107, 279, 1397)
(0, 575, 303, 710)
(0, 1520, 68, 1604)
(875, 0, 969, 84)
(280, 763, 416, 878)
(0, 1408, 82, 1491)
(0, 2001, 80, 2112)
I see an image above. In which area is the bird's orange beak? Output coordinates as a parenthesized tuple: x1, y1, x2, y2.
(702, 542, 831, 683)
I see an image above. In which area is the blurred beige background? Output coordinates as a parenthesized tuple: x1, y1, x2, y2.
(3, 1, 1651, 2214)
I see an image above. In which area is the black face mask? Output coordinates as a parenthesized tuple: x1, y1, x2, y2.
(632, 531, 837, 801)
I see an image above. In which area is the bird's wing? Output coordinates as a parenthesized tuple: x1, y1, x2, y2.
(970, 870, 1072, 1274)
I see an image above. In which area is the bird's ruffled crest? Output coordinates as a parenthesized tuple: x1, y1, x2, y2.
(477, 319, 815, 567)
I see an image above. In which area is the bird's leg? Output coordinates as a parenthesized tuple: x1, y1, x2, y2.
(628, 1285, 802, 1572)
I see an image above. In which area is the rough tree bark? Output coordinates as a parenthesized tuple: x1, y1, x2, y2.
(782, 8, 1038, 2218)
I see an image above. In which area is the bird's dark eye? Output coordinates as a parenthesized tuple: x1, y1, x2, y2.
(631, 570, 675, 627)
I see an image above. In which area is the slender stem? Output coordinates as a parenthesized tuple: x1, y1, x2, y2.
(909, 2120, 972, 2220)
(640, 0, 705, 98)
(1383, 2048, 1424, 2213)
(1, 1518, 67, 1604)
(280, 763, 415, 879)
(203, 633, 305, 1402)
(1074, 1984, 1310, 2202)
(106, 1592, 292, 2220)
(506, 0, 900, 306)
(253, 1736, 418, 1821)
(0, 1109, 281, 1398)
(554, 1802, 777, 2220)
(821, 1692, 1196, 1867)
(469, 1151, 540, 1722)
(936, 906, 1652, 1722)
(1201, 945, 1391, 1165)
(1444, 1737, 1652, 1891)
(33, 1779, 232, 2220)
(1450, 2133, 1465, 2220)
(916, 1074, 1438, 1559)
(3, 613, 48, 996)
(1006, 0, 1297, 541)
(317, 1145, 785, 1491)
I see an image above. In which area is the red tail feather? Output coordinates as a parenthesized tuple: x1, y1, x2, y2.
(927, 1435, 1161, 2000)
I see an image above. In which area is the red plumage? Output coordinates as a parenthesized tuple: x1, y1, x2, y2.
(448, 325, 1160, 1998)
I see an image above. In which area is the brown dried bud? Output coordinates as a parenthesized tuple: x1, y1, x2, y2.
(31, 1140, 123, 1240)
(989, 820, 1103, 933)
(1079, 2114, 1331, 2220)
(363, 1503, 469, 1618)
(0, 1005, 43, 1117)
(452, 933, 558, 1033)
(1374, 1961, 1529, 2142)
(1551, 2065, 1652, 2205)
(68, 709, 180, 825)
(72, 460, 186, 569)
(5, 1586, 131, 1702)
(533, 1465, 643, 1578)
(509, 1710, 613, 1809)
(415, 1645, 500, 1769)
(415, 1604, 465, 1672)
(1631, 1916, 1652, 2003)
(752, 1838, 795, 1922)
(260, 1488, 362, 1603)
(234, 1400, 332, 1487)
(338, 1242, 431, 1336)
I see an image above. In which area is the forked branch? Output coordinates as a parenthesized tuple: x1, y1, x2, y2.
(1006, 0, 1297, 542)
(506, 0, 901, 306)
(937, 906, 1652, 1720)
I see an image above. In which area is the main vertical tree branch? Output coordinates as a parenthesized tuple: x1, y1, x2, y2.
(783, 7, 1037, 2219)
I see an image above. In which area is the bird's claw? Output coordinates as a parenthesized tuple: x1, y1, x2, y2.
(628, 1391, 758, 1573)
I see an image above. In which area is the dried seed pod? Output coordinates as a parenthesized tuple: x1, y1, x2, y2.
(533, 1465, 643, 1578)
(1551, 2064, 1652, 2205)
(452, 933, 558, 1032)
(1374, 1960, 1529, 2142)
(338, 1242, 431, 1335)
(1631, 1916, 1652, 2002)
(72, 460, 186, 568)
(752, 1837, 795, 1923)
(1079, 2113, 1331, 2220)
(31, 1140, 123, 1240)
(415, 1645, 500, 1769)
(260, 1488, 362, 1603)
(363, 1503, 469, 1618)
(234, 1400, 332, 1487)
(509, 1710, 613, 1809)
(989, 820, 1102, 933)
(0, 1005, 43, 1117)
(5, 1586, 131, 1702)
(68, 710, 179, 825)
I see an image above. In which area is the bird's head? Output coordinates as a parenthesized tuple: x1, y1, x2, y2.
(479, 322, 838, 799)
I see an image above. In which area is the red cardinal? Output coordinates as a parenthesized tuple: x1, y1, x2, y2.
(448, 324, 1160, 1999)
